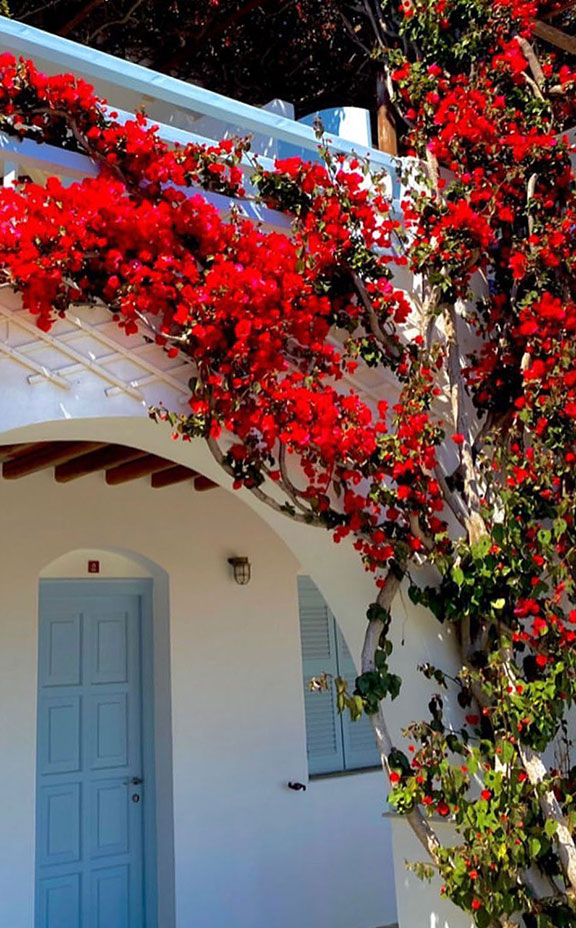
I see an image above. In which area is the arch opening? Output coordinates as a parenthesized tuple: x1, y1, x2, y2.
(37, 547, 175, 928)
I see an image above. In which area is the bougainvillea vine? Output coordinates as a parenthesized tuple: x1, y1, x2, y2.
(1, 1, 576, 923)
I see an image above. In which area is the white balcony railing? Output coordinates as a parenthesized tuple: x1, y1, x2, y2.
(0, 15, 400, 208)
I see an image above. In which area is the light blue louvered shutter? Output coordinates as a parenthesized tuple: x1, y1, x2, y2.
(298, 576, 345, 775)
(336, 627, 381, 771)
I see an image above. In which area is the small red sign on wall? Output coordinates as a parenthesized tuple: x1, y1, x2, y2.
(88, 560, 100, 574)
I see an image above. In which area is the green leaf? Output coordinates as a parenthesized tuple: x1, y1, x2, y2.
(529, 836, 541, 858)
(538, 529, 552, 546)
(497, 740, 515, 764)
(491, 598, 506, 610)
(476, 908, 492, 928)
(544, 819, 558, 839)
(452, 565, 465, 587)
(388, 674, 402, 700)
(471, 535, 491, 560)
(554, 517, 568, 538)
(492, 523, 504, 544)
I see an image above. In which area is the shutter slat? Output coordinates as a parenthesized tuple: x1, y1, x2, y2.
(336, 627, 380, 770)
(298, 576, 380, 775)
(298, 576, 344, 774)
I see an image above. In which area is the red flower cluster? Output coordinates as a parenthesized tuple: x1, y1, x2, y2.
(0, 54, 448, 578)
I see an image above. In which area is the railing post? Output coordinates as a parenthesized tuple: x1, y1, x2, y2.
(3, 159, 18, 187)
(376, 72, 398, 157)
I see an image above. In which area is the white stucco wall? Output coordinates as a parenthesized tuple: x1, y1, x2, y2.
(0, 466, 398, 928)
(390, 819, 473, 928)
(0, 269, 475, 926)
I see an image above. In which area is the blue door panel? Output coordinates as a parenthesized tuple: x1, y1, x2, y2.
(38, 873, 81, 928)
(91, 865, 130, 928)
(38, 784, 81, 866)
(91, 780, 130, 857)
(89, 694, 129, 769)
(36, 584, 147, 928)
(38, 696, 81, 774)
(39, 612, 82, 687)
(90, 612, 129, 684)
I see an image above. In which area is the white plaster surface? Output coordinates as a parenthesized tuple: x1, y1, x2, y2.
(391, 818, 472, 928)
(0, 465, 398, 928)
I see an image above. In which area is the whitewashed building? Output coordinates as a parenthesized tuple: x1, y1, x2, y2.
(0, 17, 472, 928)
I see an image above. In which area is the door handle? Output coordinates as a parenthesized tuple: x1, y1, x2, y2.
(124, 776, 143, 785)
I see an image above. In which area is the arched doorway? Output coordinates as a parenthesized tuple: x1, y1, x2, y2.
(36, 549, 173, 928)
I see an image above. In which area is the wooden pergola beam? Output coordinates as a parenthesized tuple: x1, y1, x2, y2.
(3, 442, 105, 479)
(151, 465, 199, 488)
(542, 0, 576, 20)
(58, 0, 106, 36)
(534, 19, 576, 55)
(105, 454, 176, 485)
(0, 440, 219, 489)
(376, 71, 397, 157)
(0, 443, 39, 462)
(194, 475, 218, 492)
(55, 445, 147, 482)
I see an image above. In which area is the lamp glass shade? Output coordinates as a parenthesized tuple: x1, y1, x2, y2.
(228, 557, 251, 585)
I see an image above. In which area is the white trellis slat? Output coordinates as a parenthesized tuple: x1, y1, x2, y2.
(0, 305, 144, 401)
(20, 318, 192, 401)
(66, 314, 193, 396)
(0, 340, 70, 388)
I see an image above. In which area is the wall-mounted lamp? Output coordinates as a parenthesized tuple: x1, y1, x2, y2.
(228, 556, 251, 585)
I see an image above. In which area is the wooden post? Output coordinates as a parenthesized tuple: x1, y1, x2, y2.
(376, 71, 398, 156)
(533, 19, 576, 55)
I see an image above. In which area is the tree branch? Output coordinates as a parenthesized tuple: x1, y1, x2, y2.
(443, 301, 487, 544)
(351, 271, 402, 362)
(205, 434, 324, 526)
(87, 0, 149, 42)
(361, 573, 443, 863)
(59, 0, 106, 36)
(433, 462, 469, 528)
(277, 443, 314, 514)
(515, 35, 546, 91)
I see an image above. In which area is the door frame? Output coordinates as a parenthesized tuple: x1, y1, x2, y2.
(37, 578, 158, 928)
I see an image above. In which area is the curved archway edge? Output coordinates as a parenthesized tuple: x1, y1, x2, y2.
(0, 415, 373, 658)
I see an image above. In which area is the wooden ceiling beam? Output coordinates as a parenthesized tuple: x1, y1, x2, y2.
(151, 465, 199, 488)
(534, 19, 576, 54)
(105, 455, 177, 485)
(55, 445, 148, 482)
(0, 443, 40, 462)
(194, 475, 218, 492)
(3, 442, 105, 479)
(0, 440, 218, 490)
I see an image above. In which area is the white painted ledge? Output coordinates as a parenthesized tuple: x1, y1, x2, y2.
(0, 15, 398, 182)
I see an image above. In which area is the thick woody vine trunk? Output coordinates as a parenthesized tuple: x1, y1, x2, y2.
(444, 301, 576, 898)
(414, 291, 576, 903)
(361, 575, 442, 863)
(520, 745, 576, 896)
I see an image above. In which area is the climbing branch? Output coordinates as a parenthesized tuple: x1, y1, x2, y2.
(361, 572, 443, 863)
(205, 433, 324, 527)
(443, 301, 487, 544)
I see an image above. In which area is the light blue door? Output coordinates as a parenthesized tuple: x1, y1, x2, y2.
(36, 582, 148, 928)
